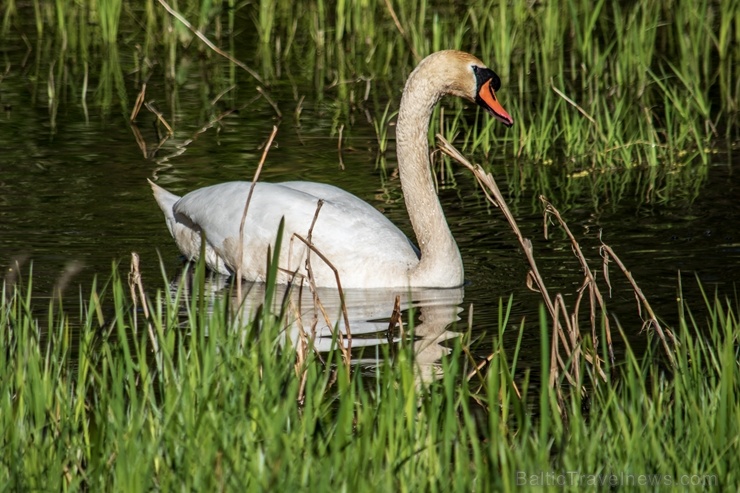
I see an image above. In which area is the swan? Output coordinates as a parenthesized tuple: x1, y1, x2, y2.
(149, 50, 513, 289)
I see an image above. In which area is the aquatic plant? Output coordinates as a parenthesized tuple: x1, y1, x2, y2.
(1, 258, 737, 490)
(2, 0, 736, 169)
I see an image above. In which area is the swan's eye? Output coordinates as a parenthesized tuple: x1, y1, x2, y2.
(472, 65, 502, 92)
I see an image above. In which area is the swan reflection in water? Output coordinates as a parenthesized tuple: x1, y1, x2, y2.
(170, 272, 464, 383)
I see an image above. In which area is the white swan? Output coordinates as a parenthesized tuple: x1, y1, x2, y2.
(149, 50, 513, 288)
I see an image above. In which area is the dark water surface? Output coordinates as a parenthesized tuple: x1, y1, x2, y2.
(1, 38, 738, 370)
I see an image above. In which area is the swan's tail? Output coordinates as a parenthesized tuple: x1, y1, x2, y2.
(148, 179, 181, 219)
(147, 179, 232, 276)
(148, 178, 187, 243)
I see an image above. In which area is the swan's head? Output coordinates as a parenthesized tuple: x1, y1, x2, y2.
(471, 64, 514, 127)
(426, 51, 514, 128)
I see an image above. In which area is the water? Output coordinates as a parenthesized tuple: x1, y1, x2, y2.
(1, 33, 738, 373)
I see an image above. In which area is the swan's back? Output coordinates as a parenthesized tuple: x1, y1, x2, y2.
(163, 181, 420, 287)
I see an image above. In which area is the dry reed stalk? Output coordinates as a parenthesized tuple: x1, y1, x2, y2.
(151, 135, 172, 159)
(130, 82, 146, 122)
(81, 61, 89, 122)
(600, 243, 676, 364)
(296, 282, 327, 369)
(294, 95, 305, 123)
(292, 233, 353, 363)
(296, 353, 309, 405)
(551, 81, 598, 126)
(210, 85, 236, 106)
(381, 0, 419, 61)
(236, 125, 279, 303)
(551, 294, 581, 387)
(257, 86, 282, 118)
(436, 135, 559, 321)
(174, 108, 238, 152)
(304, 200, 323, 292)
(291, 279, 327, 406)
(130, 125, 148, 158)
(337, 124, 345, 170)
(294, 288, 310, 404)
(541, 196, 614, 369)
(386, 295, 403, 341)
(464, 347, 493, 381)
(438, 132, 677, 394)
(144, 101, 174, 135)
(156, 0, 264, 84)
(305, 199, 351, 363)
(436, 135, 600, 393)
(465, 348, 523, 403)
(154, 105, 249, 165)
(294, 199, 352, 387)
(128, 252, 159, 353)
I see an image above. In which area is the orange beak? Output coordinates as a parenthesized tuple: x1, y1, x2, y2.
(478, 79, 514, 127)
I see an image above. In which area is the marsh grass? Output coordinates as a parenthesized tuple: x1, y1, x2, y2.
(1, 0, 736, 204)
(3, 0, 736, 164)
(1, 1, 738, 487)
(1, 256, 737, 490)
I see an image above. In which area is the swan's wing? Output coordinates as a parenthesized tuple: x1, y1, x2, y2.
(279, 181, 380, 212)
(279, 180, 420, 253)
(171, 181, 420, 286)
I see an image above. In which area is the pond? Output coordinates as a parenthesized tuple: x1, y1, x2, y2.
(1, 7, 738, 374)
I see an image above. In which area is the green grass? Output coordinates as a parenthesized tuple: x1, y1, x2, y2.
(3, 0, 737, 171)
(1, 2, 737, 488)
(1, 264, 738, 490)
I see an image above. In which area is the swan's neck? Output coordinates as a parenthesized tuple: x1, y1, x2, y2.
(396, 63, 464, 287)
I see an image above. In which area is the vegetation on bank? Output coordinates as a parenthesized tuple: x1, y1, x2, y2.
(1, 0, 738, 172)
(0, 265, 737, 490)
